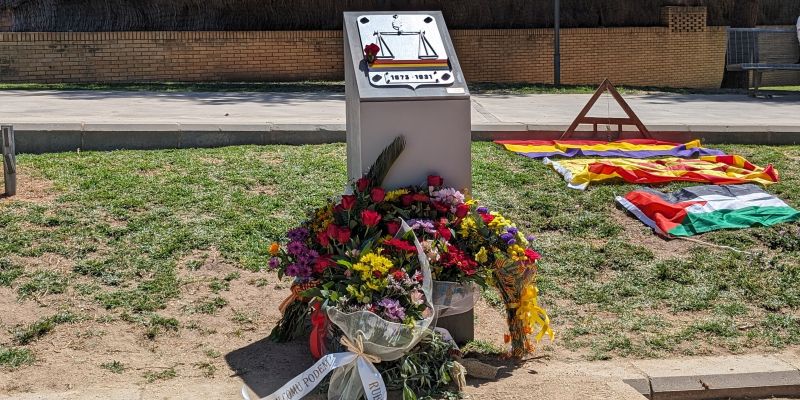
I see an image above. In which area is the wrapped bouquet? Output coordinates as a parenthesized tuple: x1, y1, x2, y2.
(260, 136, 552, 398)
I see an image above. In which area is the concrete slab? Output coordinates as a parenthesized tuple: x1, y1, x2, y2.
(12, 123, 83, 153)
(82, 123, 180, 150)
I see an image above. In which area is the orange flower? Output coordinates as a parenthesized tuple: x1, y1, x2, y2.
(269, 242, 280, 256)
(504, 334, 511, 343)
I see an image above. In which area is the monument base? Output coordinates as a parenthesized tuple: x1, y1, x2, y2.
(436, 309, 475, 345)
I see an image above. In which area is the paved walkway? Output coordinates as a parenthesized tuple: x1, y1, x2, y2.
(1, 90, 799, 130)
(1, 90, 799, 152)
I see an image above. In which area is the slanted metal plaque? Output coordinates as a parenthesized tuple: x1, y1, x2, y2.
(357, 14, 455, 88)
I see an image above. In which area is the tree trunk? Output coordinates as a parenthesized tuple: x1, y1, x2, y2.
(722, 0, 760, 89)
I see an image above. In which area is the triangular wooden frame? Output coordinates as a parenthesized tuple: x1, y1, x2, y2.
(559, 79, 652, 140)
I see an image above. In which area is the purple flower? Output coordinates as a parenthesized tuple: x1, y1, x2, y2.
(268, 257, 281, 269)
(476, 206, 489, 214)
(287, 240, 306, 256)
(379, 298, 406, 322)
(500, 232, 514, 243)
(507, 227, 518, 235)
(287, 227, 310, 242)
(526, 234, 536, 242)
(507, 239, 516, 245)
(407, 219, 437, 235)
(285, 263, 301, 277)
(296, 249, 319, 265)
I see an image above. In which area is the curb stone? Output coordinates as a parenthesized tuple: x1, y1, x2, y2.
(7, 123, 800, 153)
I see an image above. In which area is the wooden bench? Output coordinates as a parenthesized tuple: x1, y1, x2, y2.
(726, 27, 800, 96)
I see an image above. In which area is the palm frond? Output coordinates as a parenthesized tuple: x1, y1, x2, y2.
(366, 135, 405, 187)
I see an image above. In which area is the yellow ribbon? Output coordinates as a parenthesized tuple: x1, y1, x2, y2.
(340, 335, 381, 364)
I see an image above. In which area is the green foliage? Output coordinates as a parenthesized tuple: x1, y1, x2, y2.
(17, 271, 68, 299)
(12, 312, 78, 345)
(143, 367, 177, 383)
(0, 258, 23, 286)
(379, 332, 460, 400)
(101, 361, 126, 374)
(0, 347, 35, 369)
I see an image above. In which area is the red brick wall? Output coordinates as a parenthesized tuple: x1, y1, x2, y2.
(0, 28, 728, 89)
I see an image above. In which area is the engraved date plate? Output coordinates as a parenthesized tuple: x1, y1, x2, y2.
(357, 14, 455, 89)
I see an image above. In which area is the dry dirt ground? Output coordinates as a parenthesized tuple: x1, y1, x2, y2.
(0, 170, 645, 399)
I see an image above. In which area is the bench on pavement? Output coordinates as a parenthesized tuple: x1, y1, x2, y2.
(726, 27, 800, 97)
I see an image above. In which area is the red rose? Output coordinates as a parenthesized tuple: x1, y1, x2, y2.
(383, 238, 417, 253)
(317, 230, 330, 247)
(480, 213, 495, 224)
(361, 210, 381, 227)
(427, 175, 444, 187)
(313, 256, 335, 273)
(370, 187, 385, 203)
(392, 270, 407, 281)
(455, 203, 470, 218)
(364, 43, 380, 63)
(335, 226, 351, 244)
(340, 195, 357, 210)
(386, 221, 401, 236)
(436, 223, 452, 241)
(524, 248, 541, 262)
(433, 201, 449, 214)
(356, 177, 371, 192)
(412, 193, 429, 203)
(401, 194, 414, 207)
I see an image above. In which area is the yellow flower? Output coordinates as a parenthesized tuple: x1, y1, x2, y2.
(458, 216, 477, 237)
(475, 247, 489, 264)
(385, 189, 409, 202)
(488, 212, 513, 233)
(269, 242, 280, 256)
(350, 252, 394, 293)
(507, 244, 527, 262)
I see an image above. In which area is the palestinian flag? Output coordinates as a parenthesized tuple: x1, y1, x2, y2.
(616, 184, 800, 237)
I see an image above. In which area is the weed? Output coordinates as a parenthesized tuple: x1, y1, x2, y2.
(143, 367, 177, 383)
(0, 347, 35, 369)
(190, 297, 228, 314)
(101, 361, 126, 374)
(12, 311, 78, 345)
(17, 271, 68, 299)
(195, 362, 216, 377)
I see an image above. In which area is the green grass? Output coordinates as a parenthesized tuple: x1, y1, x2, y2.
(2, 143, 800, 360)
(143, 367, 177, 383)
(12, 312, 79, 345)
(100, 360, 126, 374)
(0, 347, 35, 369)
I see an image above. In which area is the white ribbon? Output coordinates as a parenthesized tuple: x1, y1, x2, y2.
(242, 345, 387, 400)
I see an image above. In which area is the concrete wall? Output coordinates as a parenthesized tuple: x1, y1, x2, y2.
(0, 7, 730, 88)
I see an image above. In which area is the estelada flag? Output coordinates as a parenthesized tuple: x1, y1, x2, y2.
(616, 184, 800, 237)
(497, 139, 724, 159)
(545, 155, 778, 190)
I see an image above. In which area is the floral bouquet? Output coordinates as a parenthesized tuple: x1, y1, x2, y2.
(261, 136, 552, 399)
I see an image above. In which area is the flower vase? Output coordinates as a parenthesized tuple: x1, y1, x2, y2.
(432, 280, 478, 344)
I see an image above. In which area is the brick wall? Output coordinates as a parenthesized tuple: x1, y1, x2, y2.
(757, 26, 800, 86)
(0, 25, 728, 89)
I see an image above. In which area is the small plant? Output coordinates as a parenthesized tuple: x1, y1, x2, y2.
(462, 339, 505, 356)
(0, 259, 24, 287)
(101, 361, 126, 374)
(195, 362, 216, 377)
(190, 296, 228, 314)
(204, 348, 221, 358)
(145, 314, 179, 340)
(143, 367, 177, 383)
(0, 346, 35, 369)
(13, 311, 78, 345)
(17, 271, 68, 299)
(231, 310, 255, 326)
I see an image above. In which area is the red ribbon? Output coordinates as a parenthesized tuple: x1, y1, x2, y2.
(309, 301, 329, 359)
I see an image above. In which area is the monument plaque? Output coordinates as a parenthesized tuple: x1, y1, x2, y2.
(344, 11, 473, 343)
(344, 11, 471, 193)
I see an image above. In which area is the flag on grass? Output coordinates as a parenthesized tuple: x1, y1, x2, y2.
(616, 184, 799, 237)
(544, 155, 778, 190)
(497, 139, 724, 159)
